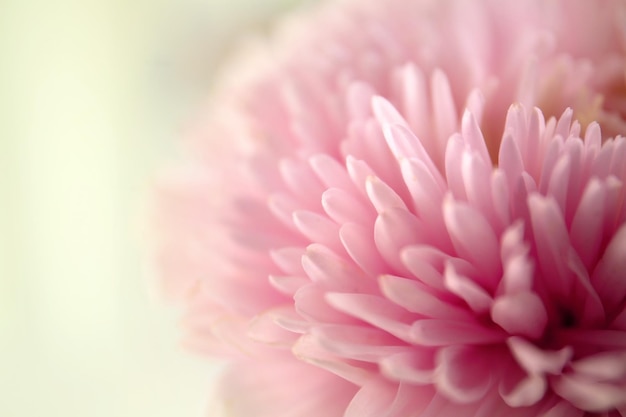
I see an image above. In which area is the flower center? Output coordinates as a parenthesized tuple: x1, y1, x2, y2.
(559, 308, 577, 329)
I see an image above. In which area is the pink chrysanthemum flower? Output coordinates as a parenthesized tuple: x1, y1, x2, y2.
(156, 0, 626, 416)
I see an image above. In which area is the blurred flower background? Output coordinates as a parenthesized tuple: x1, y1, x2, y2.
(0, 0, 308, 415)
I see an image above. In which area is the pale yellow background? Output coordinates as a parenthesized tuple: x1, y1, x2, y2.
(0, 0, 307, 416)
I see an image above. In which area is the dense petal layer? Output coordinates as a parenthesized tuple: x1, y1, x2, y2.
(157, 0, 626, 416)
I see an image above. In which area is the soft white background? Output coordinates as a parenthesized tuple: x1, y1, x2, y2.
(0, 0, 307, 416)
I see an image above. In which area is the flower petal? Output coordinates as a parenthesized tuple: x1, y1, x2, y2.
(326, 293, 415, 343)
(500, 373, 547, 408)
(309, 153, 355, 191)
(379, 350, 435, 384)
(293, 210, 342, 252)
(375, 208, 426, 271)
(569, 178, 606, 269)
(302, 244, 376, 292)
(322, 187, 373, 226)
(220, 359, 357, 417)
(435, 345, 494, 403)
(366, 175, 408, 213)
(380, 274, 471, 320)
(310, 324, 406, 362)
(410, 319, 506, 346)
(592, 223, 626, 316)
(552, 373, 626, 412)
(507, 336, 573, 375)
(528, 194, 573, 299)
(344, 379, 398, 417)
(570, 351, 626, 382)
(444, 262, 493, 314)
(340, 222, 387, 275)
(491, 292, 548, 340)
(270, 246, 306, 276)
(443, 197, 501, 287)
(248, 307, 301, 347)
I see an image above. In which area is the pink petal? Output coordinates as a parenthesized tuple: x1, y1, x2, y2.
(379, 350, 435, 384)
(500, 373, 547, 408)
(565, 248, 606, 326)
(552, 373, 626, 412)
(346, 155, 377, 197)
(302, 243, 376, 292)
(539, 402, 584, 417)
(537, 135, 564, 194)
(498, 132, 524, 193)
(322, 187, 373, 225)
(380, 274, 471, 319)
(499, 250, 534, 296)
(499, 220, 527, 265)
(248, 307, 301, 347)
(464, 89, 485, 126)
(462, 150, 498, 228)
(590, 131, 615, 179)
(382, 123, 444, 187)
(310, 324, 406, 362)
(392, 64, 430, 143)
(372, 95, 409, 127)
(280, 158, 325, 208)
(399, 158, 451, 250)
(528, 194, 573, 299)
(267, 192, 301, 231)
(417, 393, 475, 417)
(346, 81, 376, 121)
(491, 292, 548, 339)
(554, 108, 574, 139)
(294, 284, 354, 324)
(444, 134, 469, 200)
(293, 210, 342, 252)
(444, 262, 493, 314)
(292, 335, 373, 386)
(366, 175, 408, 213)
(491, 168, 512, 230)
(400, 245, 448, 291)
(270, 246, 306, 276)
(268, 274, 310, 296)
(399, 157, 445, 209)
(443, 197, 501, 287)
(431, 69, 458, 150)
(410, 319, 506, 346)
(270, 305, 310, 334)
(461, 109, 491, 165)
(435, 345, 494, 403)
(326, 293, 415, 343)
(385, 383, 436, 417)
(375, 208, 426, 271)
(521, 107, 545, 180)
(360, 119, 405, 188)
(220, 359, 357, 417)
(309, 153, 355, 191)
(507, 336, 573, 375)
(340, 222, 387, 276)
(608, 138, 626, 181)
(570, 351, 626, 382)
(557, 329, 626, 349)
(592, 223, 626, 316)
(546, 154, 571, 216)
(344, 379, 398, 417)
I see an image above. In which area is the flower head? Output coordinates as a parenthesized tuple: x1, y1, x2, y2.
(156, 0, 626, 416)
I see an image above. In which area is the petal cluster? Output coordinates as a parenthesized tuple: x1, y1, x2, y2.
(156, 0, 626, 416)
